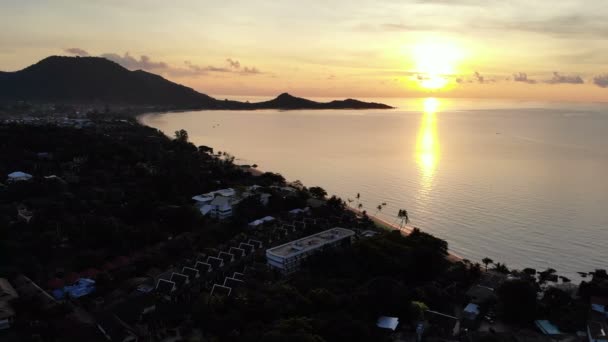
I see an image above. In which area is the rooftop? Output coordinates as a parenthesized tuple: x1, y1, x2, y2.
(535, 320, 561, 335)
(377, 316, 399, 331)
(267, 228, 355, 258)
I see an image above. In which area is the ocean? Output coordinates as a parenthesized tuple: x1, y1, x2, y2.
(140, 97, 608, 281)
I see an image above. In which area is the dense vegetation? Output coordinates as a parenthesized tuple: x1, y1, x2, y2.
(2, 119, 606, 342)
(0, 120, 274, 279)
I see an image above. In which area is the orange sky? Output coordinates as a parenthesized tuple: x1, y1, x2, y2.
(1, 0, 607, 101)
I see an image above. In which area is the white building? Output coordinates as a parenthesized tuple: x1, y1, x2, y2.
(7, 171, 33, 183)
(266, 228, 355, 273)
(192, 187, 271, 220)
(249, 216, 275, 228)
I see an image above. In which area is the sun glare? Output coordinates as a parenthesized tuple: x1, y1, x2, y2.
(412, 41, 463, 90)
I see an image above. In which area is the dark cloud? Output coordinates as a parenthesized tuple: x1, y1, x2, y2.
(226, 58, 240, 69)
(64, 48, 90, 56)
(512, 72, 536, 84)
(593, 74, 608, 88)
(100, 52, 168, 70)
(473, 72, 484, 83)
(545, 72, 584, 84)
(98, 52, 263, 77)
(240, 66, 261, 75)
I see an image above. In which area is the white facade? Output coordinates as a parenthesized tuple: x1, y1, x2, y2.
(266, 228, 355, 273)
(193, 187, 271, 220)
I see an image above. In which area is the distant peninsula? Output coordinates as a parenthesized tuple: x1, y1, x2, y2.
(0, 56, 392, 110)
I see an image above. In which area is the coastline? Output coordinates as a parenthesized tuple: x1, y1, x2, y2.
(348, 207, 464, 263)
(137, 115, 465, 264)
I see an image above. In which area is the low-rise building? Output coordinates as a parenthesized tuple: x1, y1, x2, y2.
(7, 171, 33, 183)
(192, 186, 271, 220)
(266, 228, 355, 273)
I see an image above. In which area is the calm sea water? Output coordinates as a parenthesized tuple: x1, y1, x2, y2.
(140, 97, 608, 280)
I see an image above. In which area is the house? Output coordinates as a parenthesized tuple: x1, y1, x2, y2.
(52, 278, 96, 300)
(210, 284, 232, 297)
(377, 316, 399, 331)
(229, 247, 246, 259)
(288, 207, 310, 216)
(248, 216, 275, 228)
(223, 277, 244, 289)
(156, 279, 176, 296)
(7, 171, 33, 183)
(463, 303, 480, 321)
(182, 267, 199, 280)
(266, 228, 355, 273)
(192, 188, 237, 219)
(169, 273, 189, 289)
(535, 320, 561, 336)
(194, 187, 273, 219)
(208, 196, 235, 219)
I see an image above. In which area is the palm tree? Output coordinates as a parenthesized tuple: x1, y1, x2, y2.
(492, 262, 509, 274)
(375, 204, 383, 217)
(397, 209, 409, 228)
(482, 257, 493, 272)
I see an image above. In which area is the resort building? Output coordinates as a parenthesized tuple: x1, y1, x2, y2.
(266, 228, 355, 273)
(192, 186, 271, 220)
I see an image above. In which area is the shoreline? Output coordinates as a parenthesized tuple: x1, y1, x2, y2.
(136, 116, 466, 265)
(348, 207, 464, 263)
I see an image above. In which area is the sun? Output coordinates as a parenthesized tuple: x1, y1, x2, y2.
(412, 41, 464, 90)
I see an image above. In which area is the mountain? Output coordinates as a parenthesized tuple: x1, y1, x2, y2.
(250, 93, 391, 109)
(0, 56, 217, 106)
(0, 56, 392, 110)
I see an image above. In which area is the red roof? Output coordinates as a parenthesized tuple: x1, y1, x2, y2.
(47, 277, 65, 290)
(64, 272, 80, 284)
(79, 268, 101, 279)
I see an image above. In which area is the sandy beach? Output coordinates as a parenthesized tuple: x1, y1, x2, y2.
(357, 209, 464, 263)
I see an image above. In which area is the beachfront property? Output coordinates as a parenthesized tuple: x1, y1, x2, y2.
(192, 186, 271, 220)
(266, 228, 355, 273)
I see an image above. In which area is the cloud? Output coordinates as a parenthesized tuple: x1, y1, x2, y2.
(100, 52, 168, 70)
(593, 74, 608, 88)
(512, 72, 536, 84)
(98, 52, 263, 77)
(240, 66, 261, 75)
(226, 58, 240, 69)
(64, 48, 90, 56)
(545, 72, 584, 84)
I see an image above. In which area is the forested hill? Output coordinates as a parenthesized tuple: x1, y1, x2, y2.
(0, 56, 392, 110)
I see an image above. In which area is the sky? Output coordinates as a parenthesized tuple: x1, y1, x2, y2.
(1, 0, 607, 101)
